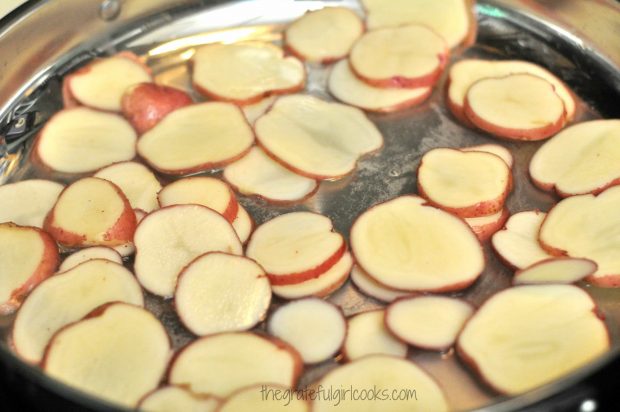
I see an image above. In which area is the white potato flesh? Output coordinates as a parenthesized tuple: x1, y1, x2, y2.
(169, 332, 300, 398)
(350, 25, 446, 83)
(313, 355, 449, 412)
(462, 144, 513, 168)
(458, 285, 609, 394)
(351, 196, 484, 291)
(255, 95, 383, 179)
(59, 246, 122, 272)
(418, 148, 510, 209)
(158, 177, 235, 219)
(0, 180, 64, 228)
(137, 103, 254, 174)
(447, 59, 576, 120)
(134, 205, 242, 297)
(192, 43, 304, 103)
(242, 96, 276, 125)
(285, 7, 363, 62)
(69, 55, 151, 111)
(386, 296, 474, 350)
(246, 212, 343, 279)
(350, 265, 413, 303)
(175, 253, 271, 336)
(94, 162, 162, 213)
(13, 259, 144, 364)
(328, 60, 431, 112)
(539, 186, 620, 284)
(219, 385, 308, 412)
(268, 298, 346, 364)
(530, 120, 620, 195)
(271, 252, 352, 300)
(344, 310, 407, 361)
(138, 386, 219, 412)
(36, 108, 137, 174)
(362, 0, 471, 48)
(224, 147, 318, 203)
(491, 210, 552, 269)
(464, 209, 506, 228)
(231, 204, 253, 244)
(43, 303, 170, 408)
(514, 258, 597, 285)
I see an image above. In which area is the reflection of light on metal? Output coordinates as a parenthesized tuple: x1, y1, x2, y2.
(148, 25, 281, 58)
(476, 4, 507, 19)
(179, 49, 195, 61)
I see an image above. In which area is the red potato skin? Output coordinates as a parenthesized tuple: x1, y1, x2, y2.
(43, 179, 137, 248)
(530, 168, 620, 199)
(350, 266, 420, 303)
(468, 208, 510, 242)
(121, 83, 193, 134)
(0, 224, 59, 315)
(512, 257, 597, 286)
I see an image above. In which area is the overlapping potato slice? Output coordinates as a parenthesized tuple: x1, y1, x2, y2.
(94, 161, 162, 213)
(343, 310, 407, 361)
(58, 246, 122, 272)
(138, 386, 220, 412)
(0, 180, 64, 228)
(513, 258, 597, 285)
(350, 265, 414, 303)
(464, 208, 510, 242)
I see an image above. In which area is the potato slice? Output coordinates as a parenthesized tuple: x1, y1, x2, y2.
(94, 161, 162, 213)
(417, 148, 512, 218)
(175, 253, 271, 336)
(35, 108, 137, 174)
(461, 143, 514, 168)
(219, 385, 308, 412)
(458, 285, 609, 394)
(343, 310, 407, 361)
(530, 120, 620, 196)
(58, 246, 122, 272)
(137, 103, 254, 175)
(192, 43, 305, 105)
(134, 204, 242, 297)
(43, 303, 170, 407)
(13, 259, 143, 363)
(349, 24, 447, 88)
(328, 60, 432, 112)
(0, 223, 58, 315)
(350, 265, 414, 303)
(138, 386, 220, 412)
(169, 332, 302, 398)
(268, 298, 346, 364)
(0, 180, 64, 228)
(513, 258, 597, 285)
(255, 94, 383, 180)
(285, 7, 363, 63)
(231, 204, 253, 244)
(313, 355, 449, 411)
(351, 196, 484, 292)
(464, 208, 510, 242)
(242, 96, 277, 125)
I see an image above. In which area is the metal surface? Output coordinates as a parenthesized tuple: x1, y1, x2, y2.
(0, 0, 619, 411)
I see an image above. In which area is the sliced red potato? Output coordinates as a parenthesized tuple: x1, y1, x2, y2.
(246, 212, 345, 285)
(219, 385, 308, 412)
(267, 298, 346, 364)
(168, 332, 302, 398)
(464, 208, 510, 242)
(491, 210, 552, 270)
(351, 196, 484, 292)
(271, 252, 352, 300)
(137, 103, 254, 175)
(417, 148, 512, 218)
(138, 386, 220, 412)
(385, 296, 474, 351)
(134, 204, 242, 297)
(13, 259, 143, 363)
(349, 24, 448, 88)
(63, 52, 151, 111)
(121, 82, 193, 134)
(362, 0, 473, 49)
(0, 180, 64, 228)
(313, 355, 449, 411)
(255, 94, 383, 180)
(284, 7, 363, 63)
(175, 252, 271, 336)
(241, 96, 276, 125)
(35, 108, 137, 174)
(513, 258, 597, 286)
(350, 265, 414, 303)
(223, 147, 319, 204)
(42, 303, 170, 408)
(44, 177, 136, 248)
(192, 43, 305, 105)
(58, 246, 122, 272)
(446, 59, 576, 124)
(539, 186, 620, 287)
(111, 209, 145, 258)
(464, 74, 566, 141)
(457, 285, 609, 395)
(328, 59, 432, 112)
(0, 223, 58, 315)
(461, 143, 514, 169)
(231, 204, 253, 244)
(94, 161, 161, 213)
(343, 310, 407, 361)
(529, 120, 620, 196)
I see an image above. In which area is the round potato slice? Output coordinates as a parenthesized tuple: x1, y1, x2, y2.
(0, 180, 64, 228)
(343, 310, 407, 361)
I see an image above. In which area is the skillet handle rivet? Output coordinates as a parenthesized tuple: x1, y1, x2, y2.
(99, 0, 121, 21)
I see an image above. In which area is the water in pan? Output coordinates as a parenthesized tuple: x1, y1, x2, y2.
(1, 0, 620, 410)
